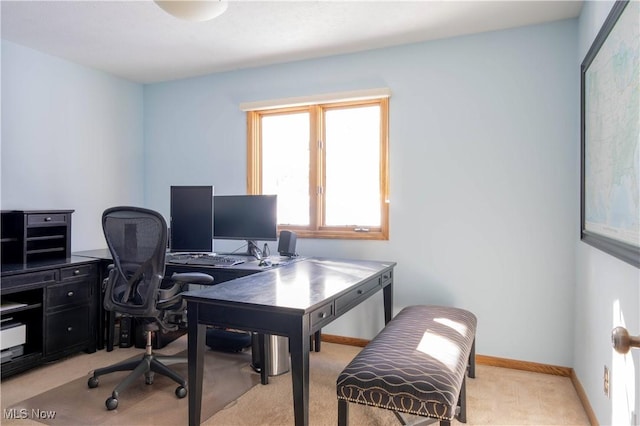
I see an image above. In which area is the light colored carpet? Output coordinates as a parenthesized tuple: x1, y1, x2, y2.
(1, 336, 590, 425)
(208, 343, 590, 426)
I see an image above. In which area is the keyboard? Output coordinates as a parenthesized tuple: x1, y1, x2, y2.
(166, 253, 245, 267)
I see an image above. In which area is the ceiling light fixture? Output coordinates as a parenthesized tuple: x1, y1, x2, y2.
(154, 0, 228, 22)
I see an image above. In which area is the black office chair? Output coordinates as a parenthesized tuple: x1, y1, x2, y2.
(87, 206, 214, 410)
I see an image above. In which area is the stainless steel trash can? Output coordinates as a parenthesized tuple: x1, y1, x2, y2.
(251, 333, 290, 376)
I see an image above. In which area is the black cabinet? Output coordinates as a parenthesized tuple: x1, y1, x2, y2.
(1, 210, 73, 264)
(1, 259, 99, 378)
(44, 263, 97, 357)
(1, 210, 99, 379)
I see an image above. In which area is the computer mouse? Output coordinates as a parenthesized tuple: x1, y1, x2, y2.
(259, 259, 272, 267)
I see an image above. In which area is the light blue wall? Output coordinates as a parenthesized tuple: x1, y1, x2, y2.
(4, 9, 629, 422)
(144, 19, 579, 366)
(1, 40, 145, 250)
(575, 2, 640, 424)
(3, 7, 637, 422)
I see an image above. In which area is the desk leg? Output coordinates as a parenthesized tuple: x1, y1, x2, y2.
(313, 330, 321, 352)
(290, 319, 310, 426)
(188, 303, 206, 426)
(383, 281, 393, 324)
(259, 333, 269, 385)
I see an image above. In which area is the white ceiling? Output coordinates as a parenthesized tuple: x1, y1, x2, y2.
(1, 0, 583, 84)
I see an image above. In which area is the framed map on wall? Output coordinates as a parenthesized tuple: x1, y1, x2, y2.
(581, 0, 639, 268)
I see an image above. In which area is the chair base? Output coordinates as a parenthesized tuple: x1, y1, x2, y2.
(88, 328, 187, 410)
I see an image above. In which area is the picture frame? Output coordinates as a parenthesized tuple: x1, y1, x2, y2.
(580, 0, 639, 268)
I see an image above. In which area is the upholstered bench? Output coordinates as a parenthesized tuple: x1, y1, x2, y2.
(337, 305, 477, 426)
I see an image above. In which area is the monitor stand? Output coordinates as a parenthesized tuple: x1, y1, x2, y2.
(247, 240, 262, 260)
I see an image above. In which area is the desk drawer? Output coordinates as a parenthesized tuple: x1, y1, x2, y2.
(60, 264, 96, 281)
(381, 269, 393, 286)
(335, 277, 381, 315)
(309, 302, 334, 330)
(27, 213, 69, 227)
(47, 280, 91, 309)
(1, 270, 58, 293)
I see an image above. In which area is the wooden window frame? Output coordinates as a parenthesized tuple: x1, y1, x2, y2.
(247, 98, 389, 240)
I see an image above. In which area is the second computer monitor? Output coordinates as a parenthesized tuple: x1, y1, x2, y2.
(170, 185, 213, 253)
(213, 195, 277, 251)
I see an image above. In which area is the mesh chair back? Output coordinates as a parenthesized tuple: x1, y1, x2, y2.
(102, 207, 168, 318)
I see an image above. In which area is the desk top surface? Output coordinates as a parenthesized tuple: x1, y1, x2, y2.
(73, 248, 297, 272)
(183, 257, 396, 313)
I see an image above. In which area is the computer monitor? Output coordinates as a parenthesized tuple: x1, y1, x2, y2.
(170, 186, 213, 253)
(213, 195, 277, 258)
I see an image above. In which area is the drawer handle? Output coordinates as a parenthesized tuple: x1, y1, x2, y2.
(67, 291, 74, 297)
(67, 326, 73, 332)
(318, 312, 327, 319)
(73, 269, 81, 275)
(357, 289, 363, 295)
(383, 274, 390, 280)
(45, 217, 52, 222)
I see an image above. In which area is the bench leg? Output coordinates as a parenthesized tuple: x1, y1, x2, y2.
(468, 338, 476, 379)
(457, 375, 467, 423)
(338, 399, 349, 426)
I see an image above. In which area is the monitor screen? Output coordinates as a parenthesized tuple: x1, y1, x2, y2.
(213, 195, 277, 242)
(170, 186, 213, 252)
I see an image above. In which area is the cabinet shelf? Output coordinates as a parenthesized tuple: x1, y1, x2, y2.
(1, 352, 43, 377)
(26, 248, 66, 255)
(26, 235, 65, 242)
(4, 351, 42, 364)
(12, 351, 43, 362)
(1, 302, 42, 315)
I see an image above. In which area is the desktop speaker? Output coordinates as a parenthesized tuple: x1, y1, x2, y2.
(277, 230, 297, 257)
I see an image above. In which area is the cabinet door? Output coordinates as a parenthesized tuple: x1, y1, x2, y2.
(45, 306, 91, 356)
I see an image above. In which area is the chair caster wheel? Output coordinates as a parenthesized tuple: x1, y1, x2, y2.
(88, 377, 99, 388)
(175, 386, 187, 398)
(106, 397, 118, 410)
(145, 372, 154, 385)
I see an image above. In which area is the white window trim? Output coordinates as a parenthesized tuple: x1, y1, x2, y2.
(240, 88, 391, 112)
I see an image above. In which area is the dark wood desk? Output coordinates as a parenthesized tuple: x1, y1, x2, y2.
(184, 257, 396, 426)
(74, 248, 269, 350)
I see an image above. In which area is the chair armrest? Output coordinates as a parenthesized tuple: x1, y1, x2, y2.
(156, 273, 213, 311)
(170, 272, 214, 285)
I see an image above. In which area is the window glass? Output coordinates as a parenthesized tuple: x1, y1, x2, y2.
(262, 112, 310, 225)
(325, 105, 381, 226)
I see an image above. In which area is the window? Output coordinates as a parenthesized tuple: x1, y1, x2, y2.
(246, 94, 389, 240)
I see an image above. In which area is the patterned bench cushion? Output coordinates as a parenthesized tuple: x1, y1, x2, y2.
(337, 305, 477, 421)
